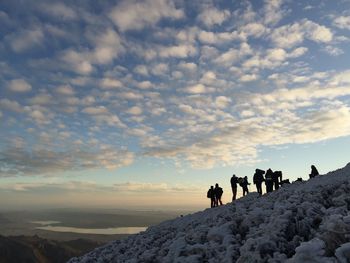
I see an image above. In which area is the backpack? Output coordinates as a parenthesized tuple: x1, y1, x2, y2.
(218, 187, 223, 196)
(207, 189, 211, 198)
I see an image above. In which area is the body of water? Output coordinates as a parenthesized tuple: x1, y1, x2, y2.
(31, 221, 147, 235)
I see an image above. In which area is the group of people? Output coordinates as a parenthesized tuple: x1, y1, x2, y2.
(207, 183, 223, 208)
(207, 165, 319, 207)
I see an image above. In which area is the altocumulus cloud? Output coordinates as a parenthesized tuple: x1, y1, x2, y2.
(0, 0, 350, 176)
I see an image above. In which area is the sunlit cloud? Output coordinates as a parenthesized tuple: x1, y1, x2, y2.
(109, 0, 184, 32)
(7, 79, 32, 93)
(0, 0, 349, 179)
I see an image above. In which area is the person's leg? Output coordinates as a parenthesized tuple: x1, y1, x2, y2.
(232, 187, 237, 201)
(257, 183, 262, 195)
(219, 197, 222, 205)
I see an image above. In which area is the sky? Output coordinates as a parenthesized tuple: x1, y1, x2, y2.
(1, 0, 350, 210)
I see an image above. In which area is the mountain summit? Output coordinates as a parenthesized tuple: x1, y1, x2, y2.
(69, 164, 350, 262)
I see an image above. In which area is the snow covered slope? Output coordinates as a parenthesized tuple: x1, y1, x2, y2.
(69, 164, 350, 262)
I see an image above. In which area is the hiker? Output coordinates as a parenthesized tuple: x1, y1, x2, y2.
(231, 174, 238, 201)
(272, 171, 282, 190)
(214, 183, 223, 206)
(265, 168, 274, 193)
(241, 176, 250, 196)
(309, 165, 319, 178)
(207, 186, 216, 208)
(253, 169, 265, 195)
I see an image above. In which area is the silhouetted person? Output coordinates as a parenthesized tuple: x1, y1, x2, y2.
(231, 174, 238, 201)
(241, 176, 250, 196)
(265, 168, 274, 193)
(253, 169, 265, 195)
(214, 183, 223, 206)
(272, 171, 282, 190)
(309, 165, 319, 178)
(207, 186, 216, 208)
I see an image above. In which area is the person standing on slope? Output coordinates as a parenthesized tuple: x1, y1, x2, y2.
(309, 165, 319, 178)
(241, 176, 250, 196)
(207, 186, 216, 208)
(265, 168, 274, 193)
(253, 169, 265, 195)
(214, 183, 223, 206)
(272, 171, 282, 190)
(230, 174, 238, 201)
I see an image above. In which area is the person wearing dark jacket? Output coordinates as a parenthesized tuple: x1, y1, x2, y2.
(207, 186, 216, 208)
(309, 165, 319, 178)
(241, 176, 250, 196)
(272, 171, 282, 190)
(214, 183, 223, 206)
(265, 168, 274, 193)
(230, 174, 238, 201)
(253, 169, 265, 195)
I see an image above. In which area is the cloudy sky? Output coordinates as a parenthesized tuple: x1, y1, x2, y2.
(1, 0, 350, 210)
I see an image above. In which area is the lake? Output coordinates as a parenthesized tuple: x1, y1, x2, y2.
(32, 221, 147, 235)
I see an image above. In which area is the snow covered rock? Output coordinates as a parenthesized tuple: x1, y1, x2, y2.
(69, 163, 350, 262)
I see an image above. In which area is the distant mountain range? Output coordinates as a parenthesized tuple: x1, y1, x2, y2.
(0, 235, 99, 263)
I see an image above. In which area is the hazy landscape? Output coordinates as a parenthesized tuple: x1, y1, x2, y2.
(0, 208, 189, 262)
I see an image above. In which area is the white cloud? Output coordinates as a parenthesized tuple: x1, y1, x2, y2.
(215, 96, 231, 109)
(266, 48, 287, 61)
(109, 0, 184, 31)
(323, 46, 344, 56)
(182, 83, 214, 94)
(40, 2, 77, 20)
(214, 42, 252, 65)
(0, 99, 23, 113)
(82, 106, 108, 115)
(7, 79, 32, 92)
(198, 30, 245, 45)
(113, 182, 168, 192)
(334, 16, 350, 30)
(61, 49, 94, 75)
(56, 85, 75, 95)
(270, 20, 333, 48)
(178, 62, 197, 72)
(100, 78, 123, 89)
(303, 20, 333, 43)
(159, 44, 197, 58)
(93, 114, 126, 128)
(263, 0, 285, 25)
(92, 29, 123, 64)
(240, 74, 258, 82)
(29, 93, 52, 105)
(8, 28, 44, 53)
(0, 146, 134, 176)
(137, 81, 153, 89)
(197, 7, 230, 27)
(127, 106, 143, 115)
(241, 23, 269, 38)
(134, 65, 149, 76)
(289, 47, 308, 58)
(151, 63, 169, 75)
(119, 91, 144, 100)
(24, 106, 52, 125)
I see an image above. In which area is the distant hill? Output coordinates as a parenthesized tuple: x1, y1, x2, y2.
(0, 235, 100, 263)
(69, 163, 350, 262)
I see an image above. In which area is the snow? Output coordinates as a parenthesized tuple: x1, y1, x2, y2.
(69, 163, 350, 262)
